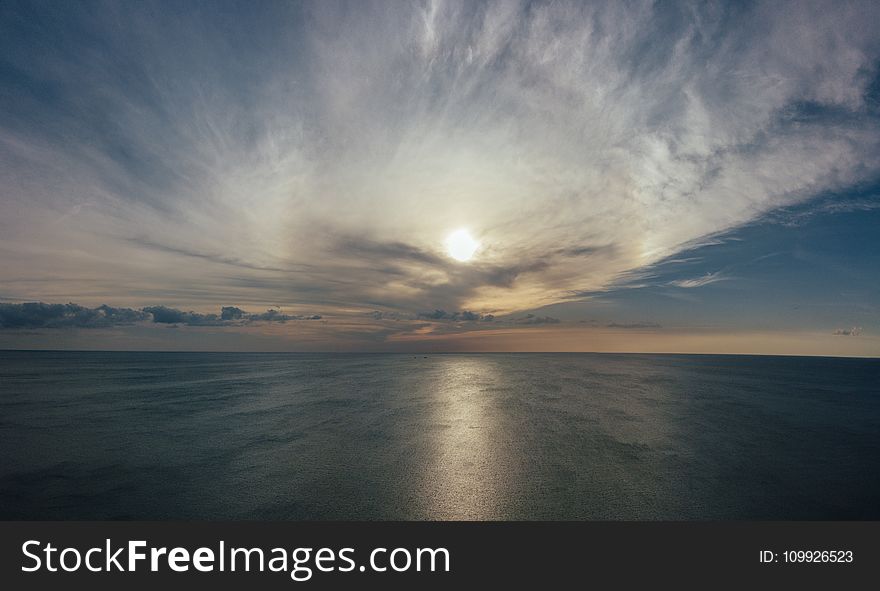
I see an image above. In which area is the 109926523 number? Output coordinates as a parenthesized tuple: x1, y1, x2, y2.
(783, 550, 853, 563)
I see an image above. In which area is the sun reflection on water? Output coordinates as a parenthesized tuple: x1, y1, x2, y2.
(419, 356, 513, 519)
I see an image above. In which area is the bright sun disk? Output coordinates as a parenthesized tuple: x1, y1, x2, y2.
(445, 229, 480, 262)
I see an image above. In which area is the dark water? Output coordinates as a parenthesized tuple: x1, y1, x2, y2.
(0, 351, 878, 520)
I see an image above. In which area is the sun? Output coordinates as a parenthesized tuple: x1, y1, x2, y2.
(445, 229, 480, 262)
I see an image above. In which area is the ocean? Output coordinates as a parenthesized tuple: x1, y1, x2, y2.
(0, 351, 878, 520)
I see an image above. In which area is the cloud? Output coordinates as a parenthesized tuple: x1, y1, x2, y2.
(417, 309, 494, 322)
(764, 194, 880, 227)
(125, 238, 293, 273)
(607, 322, 662, 329)
(1, 1, 879, 333)
(221, 306, 245, 321)
(417, 309, 575, 326)
(0, 302, 148, 328)
(0, 302, 321, 328)
(833, 327, 863, 336)
(333, 237, 445, 266)
(246, 309, 322, 322)
(142, 306, 223, 326)
(514, 314, 560, 325)
(669, 272, 728, 289)
(369, 310, 404, 321)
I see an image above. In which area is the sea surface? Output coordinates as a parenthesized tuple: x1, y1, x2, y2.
(0, 351, 878, 520)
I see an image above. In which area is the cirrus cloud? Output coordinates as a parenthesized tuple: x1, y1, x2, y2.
(0, 0, 878, 344)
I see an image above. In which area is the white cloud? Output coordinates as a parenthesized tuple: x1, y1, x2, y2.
(669, 272, 729, 289)
(1, 0, 879, 319)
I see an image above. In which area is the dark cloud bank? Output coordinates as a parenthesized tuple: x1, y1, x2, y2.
(833, 327, 862, 336)
(412, 310, 567, 326)
(0, 302, 321, 329)
(417, 310, 496, 322)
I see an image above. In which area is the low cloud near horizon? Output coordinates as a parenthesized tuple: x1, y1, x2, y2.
(834, 327, 863, 337)
(0, 302, 322, 329)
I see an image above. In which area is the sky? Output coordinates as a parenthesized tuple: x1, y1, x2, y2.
(1, 0, 879, 355)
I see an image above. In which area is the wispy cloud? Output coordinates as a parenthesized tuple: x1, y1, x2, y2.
(669, 272, 729, 289)
(764, 195, 880, 227)
(1, 1, 879, 345)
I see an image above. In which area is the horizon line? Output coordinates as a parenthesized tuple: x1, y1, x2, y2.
(1, 349, 878, 360)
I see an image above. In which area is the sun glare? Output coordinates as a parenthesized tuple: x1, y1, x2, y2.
(445, 229, 480, 262)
